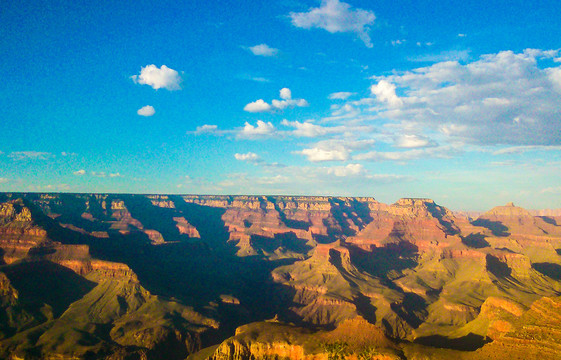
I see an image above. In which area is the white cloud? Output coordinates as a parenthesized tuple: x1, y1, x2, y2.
(0, 178, 8, 184)
(541, 186, 561, 194)
(137, 105, 155, 116)
(9, 151, 51, 160)
(290, 0, 376, 47)
(244, 99, 272, 113)
(244, 88, 308, 112)
(410, 49, 470, 63)
(280, 87, 292, 100)
(364, 49, 561, 145)
(354, 145, 460, 162)
(257, 175, 289, 185)
(73, 169, 86, 176)
(299, 147, 349, 162)
(371, 80, 403, 107)
(394, 134, 437, 148)
(109, 173, 123, 178)
(329, 91, 354, 100)
(548, 67, 561, 92)
(272, 98, 309, 110)
(195, 124, 219, 134)
(248, 44, 278, 57)
(131, 64, 181, 90)
(234, 152, 261, 162)
(239, 120, 276, 139)
(493, 145, 561, 155)
(281, 119, 344, 137)
(482, 97, 510, 107)
(326, 163, 364, 177)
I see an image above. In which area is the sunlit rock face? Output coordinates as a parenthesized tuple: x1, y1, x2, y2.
(0, 193, 561, 359)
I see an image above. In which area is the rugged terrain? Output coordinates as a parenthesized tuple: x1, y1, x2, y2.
(0, 193, 560, 359)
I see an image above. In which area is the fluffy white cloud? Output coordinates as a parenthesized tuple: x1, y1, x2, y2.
(299, 147, 349, 162)
(234, 152, 261, 162)
(248, 44, 278, 56)
(0, 178, 8, 184)
(281, 119, 345, 137)
(239, 120, 276, 139)
(364, 49, 561, 145)
(329, 91, 354, 100)
(131, 65, 181, 90)
(371, 80, 402, 107)
(137, 105, 155, 116)
(290, 0, 376, 47)
(280, 87, 292, 100)
(244, 99, 272, 113)
(73, 169, 86, 176)
(9, 151, 51, 160)
(244, 88, 308, 112)
(394, 134, 437, 148)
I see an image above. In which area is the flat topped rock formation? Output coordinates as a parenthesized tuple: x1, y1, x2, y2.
(0, 193, 561, 359)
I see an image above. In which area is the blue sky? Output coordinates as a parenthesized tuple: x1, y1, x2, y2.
(1, 0, 560, 210)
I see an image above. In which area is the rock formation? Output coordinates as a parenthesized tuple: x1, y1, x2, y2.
(0, 193, 560, 359)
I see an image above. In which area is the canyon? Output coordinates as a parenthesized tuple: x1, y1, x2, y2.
(0, 193, 560, 359)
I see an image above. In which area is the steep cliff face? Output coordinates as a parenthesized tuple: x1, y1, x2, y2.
(207, 318, 402, 360)
(348, 198, 461, 253)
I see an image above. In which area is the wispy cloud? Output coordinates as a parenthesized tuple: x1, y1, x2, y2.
(9, 151, 52, 160)
(354, 145, 461, 162)
(493, 145, 561, 155)
(328, 91, 354, 100)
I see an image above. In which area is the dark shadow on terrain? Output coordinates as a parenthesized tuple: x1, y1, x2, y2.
(425, 202, 459, 235)
(539, 216, 558, 226)
(348, 242, 418, 278)
(122, 195, 188, 242)
(353, 293, 377, 325)
(390, 293, 428, 328)
(556, 249, 561, 256)
(532, 262, 561, 280)
(414, 333, 490, 351)
(313, 234, 338, 244)
(268, 197, 310, 231)
(169, 196, 230, 249)
(250, 232, 312, 255)
(328, 198, 374, 237)
(46, 194, 111, 233)
(494, 247, 516, 253)
(461, 233, 490, 248)
(1, 260, 96, 318)
(486, 254, 511, 278)
(472, 219, 510, 237)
